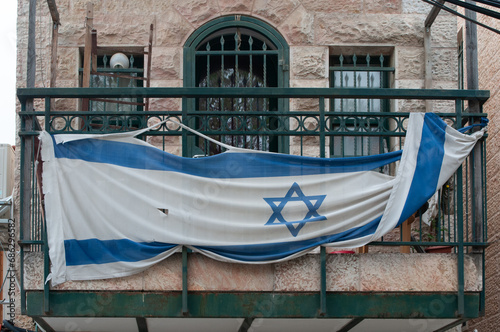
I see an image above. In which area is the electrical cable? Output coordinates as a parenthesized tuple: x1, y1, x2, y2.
(473, 0, 500, 10)
(444, 0, 500, 20)
(421, 0, 500, 34)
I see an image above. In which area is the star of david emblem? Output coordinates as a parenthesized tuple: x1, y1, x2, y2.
(263, 182, 327, 237)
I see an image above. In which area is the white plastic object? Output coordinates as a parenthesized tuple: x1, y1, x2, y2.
(110, 53, 130, 69)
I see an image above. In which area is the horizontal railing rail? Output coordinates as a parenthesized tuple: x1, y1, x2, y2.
(17, 87, 490, 101)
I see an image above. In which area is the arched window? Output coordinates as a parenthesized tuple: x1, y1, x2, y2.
(183, 16, 289, 157)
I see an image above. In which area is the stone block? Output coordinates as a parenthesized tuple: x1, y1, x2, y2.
(93, 15, 153, 46)
(290, 79, 329, 88)
(187, 254, 274, 291)
(432, 48, 458, 81)
(402, 0, 432, 14)
(326, 253, 359, 291)
(155, 10, 194, 47)
(143, 253, 183, 290)
(217, 0, 253, 14)
(359, 253, 458, 292)
(291, 98, 320, 112)
(148, 80, 183, 112)
(396, 47, 424, 80)
(364, 0, 401, 14)
(70, 0, 106, 17)
(150, 48, 183, 80)
(173, 0, 220, 26)
(301, 0, 362, 13)
(101, 0, 155, 16)
(56, 47, 79, 81)
(430, 15, 458, 48)
(274, 254, 320, 291)
(291, 47, 328, 79)
(252, 0, 301, 26)
(23, 252, 44, 290)
(57, 23, 85, 47)
(279, 5, 314, 46)
(394, 80, 425, 113)
(315, 14, 425, 47)
(53, 272, 144, 291)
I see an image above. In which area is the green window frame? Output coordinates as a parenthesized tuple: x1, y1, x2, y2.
(329, 54, 394, 158)
(183, 16, 290, 157)
(79, 51, 145, 129)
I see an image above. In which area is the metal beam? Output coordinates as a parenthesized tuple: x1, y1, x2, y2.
(136, 317, 148, 332)
(465, 1, 484, 255)
(46, 0, 60, 24)
(425, 0, 445, 27)
(32, 317, 56, 332)
(238, 317, 254, 332)
(25, 292, 482, 319)
(337, 318, 364, 332)
(433, 318, 468, 332)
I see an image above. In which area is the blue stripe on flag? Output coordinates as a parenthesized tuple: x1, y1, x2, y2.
(398, 113, 447, 225)
(52, 138, 402, 178)
(195, 217, 381, 262)
(64, 238, 176, 266)
(63, 217, 380, 266)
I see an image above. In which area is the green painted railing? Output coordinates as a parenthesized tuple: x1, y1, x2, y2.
(17, 87, 488, 318)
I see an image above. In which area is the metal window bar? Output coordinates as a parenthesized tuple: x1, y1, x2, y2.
(195, 33, 278, 156)
(329, 54, 394, 159)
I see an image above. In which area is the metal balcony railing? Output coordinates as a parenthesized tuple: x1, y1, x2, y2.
(16, 86, 489, 315)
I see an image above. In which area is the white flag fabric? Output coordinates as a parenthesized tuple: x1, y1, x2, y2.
(41, 113, 485, 285)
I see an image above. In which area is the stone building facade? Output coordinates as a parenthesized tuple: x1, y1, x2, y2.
(16, 0, 459, 121)
(14, 0, 487, 331)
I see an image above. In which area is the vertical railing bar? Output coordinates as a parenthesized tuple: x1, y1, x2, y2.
(464, 157, 472, 245)
(182, 246, 188, 315)
(451, 178, 454, 244)
(320, 246, 326, 316)
(235, 32, 239, 87)
(43, 206, 50, 314)
(480, 121, 487, 315)
(206, 45, 211, 155)
(221, 36, 225, 151)
(31, 142, 36, 246)
(457, 163, 465, 316)
(104, 74, 107, 113)
(455, 99, 464, 316)
(19, 101, 27, 314)
(45, 98, 51, 131)
(437, 189, 442, 242)
(470, 146, 476, 243)
(319, 98, 325, 158)
(482, 137, 487, 242)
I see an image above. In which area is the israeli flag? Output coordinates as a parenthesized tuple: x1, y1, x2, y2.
(41, 113, 485, 285)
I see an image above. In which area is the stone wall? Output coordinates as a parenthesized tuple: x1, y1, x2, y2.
(462, 6, 500, 332)
(24, 252, 483, 293)
(16, 0, 458, 114)
(15, 0, 459, 162)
